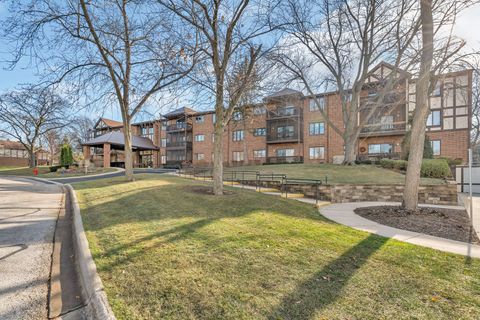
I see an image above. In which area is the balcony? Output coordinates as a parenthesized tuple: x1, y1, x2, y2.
(267, 107, 302, 119)
(166, 141, 192, 149)
(359, 122, 406, 137)
(266, 156, 303, 164)
(266, 132, 301, 144)
(166, 123, 192, 132)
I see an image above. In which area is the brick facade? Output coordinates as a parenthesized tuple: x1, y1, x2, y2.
(85, 64, 473, 168)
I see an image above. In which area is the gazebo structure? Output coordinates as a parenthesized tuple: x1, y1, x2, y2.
(82, 131, 158, 168)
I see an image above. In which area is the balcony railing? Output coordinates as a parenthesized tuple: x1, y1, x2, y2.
(166, 141, 192, 148)
(266, 132, 301, 143)
(360, 122, 406, 136)
(266, 156, 303, 164)
(166, 123, 192, 132)
(357, 152, 401, 161)
(267, 107, 302, 119)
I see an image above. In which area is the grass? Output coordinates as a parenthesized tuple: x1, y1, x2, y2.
(0, 166, 116, 177)
(73, 174, 480, 320)
(0, 166, 51, 176)
(225, 163, 445, 185)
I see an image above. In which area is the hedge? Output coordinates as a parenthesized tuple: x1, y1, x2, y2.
(421, 159, 451, 178)
(379, 158, 451, 178)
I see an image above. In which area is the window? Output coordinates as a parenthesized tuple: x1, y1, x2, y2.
(279, 106, 296, 116)
(309, 147, 325, 160)
(368, 143, 393, 154)
(195, 115, 205, 123)
(427, 110, 441, 127)
(161, 122, 167, 131)
(232, 130, 244, 141)
(309, 122, 325, 135)
(195, 134, 205, 142)
(276, 148, 294, 157)
(141, 126, 154, 140)
(161, 138, 167, 147)
(253, 149, 266, 158)
(212, 114, 216, 123)
(161, 155, 166, 164)
(430, 140, 441, 156)
(309, 97, 325, 111)
(277, 125, 295, 138)
(195, 153, 205, 160)
(212, 133, 215, 142)
(253, 128, 266, 136)
(233, 151, 244, 161)
(253, 106, 266, 115)
(233, 111, 243, 121)
(380, 116, 394, 130)
(431, 81, 441, 96)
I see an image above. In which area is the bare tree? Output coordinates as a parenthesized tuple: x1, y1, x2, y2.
(272, 0, 471, 164)
(42, 129, 62, 165)
(402, 0, 434, 210)
(0, 87, 70, 167)
(68, 116, 95, 151)
(159, 0, 280, 195)
(2, 0, 198, 181)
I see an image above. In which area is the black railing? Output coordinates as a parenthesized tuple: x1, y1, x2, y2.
(357, 152, 401, 161)
(266, 156, 303, 164)
(166, 141, 192, 148)
(166, 123, 192, 131)
(266, 132, 301, 143)
(267, 107, 302, 119)
(360, 122, 406, 135)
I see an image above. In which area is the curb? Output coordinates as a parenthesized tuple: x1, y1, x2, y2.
(45, 167, 125, 181)
(65, 184, 116, 320)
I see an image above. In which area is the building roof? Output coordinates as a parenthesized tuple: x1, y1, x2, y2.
(264, 88, 304, 100)
(94, 117, 124, 129)
(163, 107, 197, 119)
(82, 131, 158, 150)
(0, 140, 25, 150)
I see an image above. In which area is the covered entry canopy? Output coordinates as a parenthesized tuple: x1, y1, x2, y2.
(82, 131, 158, 151)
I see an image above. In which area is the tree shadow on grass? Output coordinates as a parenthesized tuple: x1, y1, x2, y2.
(268, 234, 388, 320)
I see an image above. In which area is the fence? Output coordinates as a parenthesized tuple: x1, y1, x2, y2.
(456, 165, 480, 194)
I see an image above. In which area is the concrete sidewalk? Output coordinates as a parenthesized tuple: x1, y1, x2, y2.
(320, 202, 480, 258)
(0, 177, 62, 319)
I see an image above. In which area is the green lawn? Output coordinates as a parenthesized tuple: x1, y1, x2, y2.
(0, 166, 116, 177)
(73, 174, 479, 320)
(0, 166, 51, 176)
(225, 163, 445, 185)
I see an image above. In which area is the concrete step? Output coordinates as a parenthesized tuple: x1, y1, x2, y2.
(256, 188, 279, 193)
(281, 193, 305, 199)
(223, 181, 240, 185)
(194, 177, 213, 181)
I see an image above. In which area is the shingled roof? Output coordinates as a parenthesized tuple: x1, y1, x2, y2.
(94, 117, 124, 129)
(163, 107, 197, 119)
(264, 88, 304, 100)
(82, 131, 158, 150)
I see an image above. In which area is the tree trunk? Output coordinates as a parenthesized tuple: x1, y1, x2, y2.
(343, 120, 358, 165)
(123, 118, 135, 182)
(402, 0, 433, 210)
(29, 148, 36, 168)
(213, 118, 224, 195)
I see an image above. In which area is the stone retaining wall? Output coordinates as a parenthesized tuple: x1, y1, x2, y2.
(240, 180, 458, 205)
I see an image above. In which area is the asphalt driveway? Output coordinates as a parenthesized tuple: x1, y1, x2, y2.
(0, 177, 63, 319)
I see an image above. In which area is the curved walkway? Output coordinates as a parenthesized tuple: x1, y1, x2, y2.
(224, 181, 480, 258)
(319, 201, 480, 258)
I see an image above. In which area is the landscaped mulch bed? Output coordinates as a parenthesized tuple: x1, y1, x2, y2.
(354, 206, 479, 244)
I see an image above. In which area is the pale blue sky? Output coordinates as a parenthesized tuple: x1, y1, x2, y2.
(0, 2, 479, 122)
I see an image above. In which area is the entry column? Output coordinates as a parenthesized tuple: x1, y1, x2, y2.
(103, 143, 111, 168)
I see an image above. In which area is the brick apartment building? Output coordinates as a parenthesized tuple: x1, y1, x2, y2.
(0, 140, 50, 167)
(82, 63, 473, 168)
